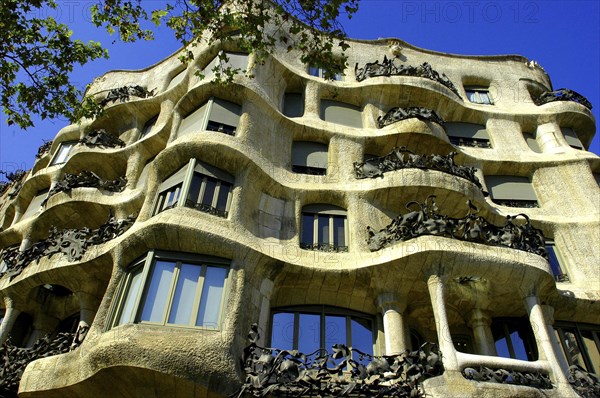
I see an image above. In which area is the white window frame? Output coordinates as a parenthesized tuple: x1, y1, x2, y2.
(465, 86, 493, 105)
(49, 141, 77, 166)
(546, 241, 569, 282)
(109, 250, 230, 330)
(178, 97, 242, 138)
(153, 159, 234, 218)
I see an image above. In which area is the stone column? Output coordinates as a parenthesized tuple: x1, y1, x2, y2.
(467, 308, 497, 356)
(377, 293, 408, 355)
(536, 123, 564, 153)
(0, 301, 21, 344)
(524, 295, 570, 386)
(427, 274, 458, 371)
(77, 291, 100, 327)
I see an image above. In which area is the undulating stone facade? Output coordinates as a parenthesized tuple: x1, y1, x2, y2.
(0, 22, 598, 398)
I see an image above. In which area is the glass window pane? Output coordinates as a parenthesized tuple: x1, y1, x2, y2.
(546, 245, 563, 277)
(117, 268, 143, 325)
(168, 263, 201, 325)
(216, 182, 231, 211)
(308, 67, 320, 77)
(301, 214, 314, 246)
(141, 261, 175, 323)
(466, 91, 477, 103)
(333, 216, 345, 247)
(166, 186, 180, 208)
(479, 92, 491, 104)
(196, 266, 226, 327)
(510, 330, 528, 360)
(271, 312, 295, 351)
(187, 174, 203, 204)
(325, 315, 346, 356)
(201, 177, 217, 206)
(53, 142, 74, 165)
(351, 318, 373, 360)
(495, 336, 510, 358)
(298, 313, 320, 354)
(318, 215, 330, 244)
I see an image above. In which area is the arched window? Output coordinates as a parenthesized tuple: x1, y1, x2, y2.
(301, 204, 348, 252)
(154, 159, 234, 218)
(270, 306, 374, 359)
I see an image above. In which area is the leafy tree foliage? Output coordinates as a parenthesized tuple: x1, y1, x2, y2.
(1, 0, 358, 129)
(0, 0, 107, 128)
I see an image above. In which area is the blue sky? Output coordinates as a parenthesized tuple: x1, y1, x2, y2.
(0, 0, 598, 176)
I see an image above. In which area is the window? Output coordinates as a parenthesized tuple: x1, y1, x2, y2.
(554, 322, 600, 374)
(111, 251, 229, 329)
(485, 175, 538, 208)
(283, 93, 304, 118)
(301, 204, 348, 252)
(50, 141, 77, 166)
(320, 100, 362, 128)
(546, 242, 569, 282)
(445, 122, 491, 148)
(523, 132, 542, 153)
(270, 306, 374, 359)
(140, 115, 158, 140)
(465, 86, 493, 105)
(308, 66, 343, 81)
(292, 141, 328, 175)
(21, 189, 49, 220)
(153, 159, 234, 218)
(561, 127, 584, 150)
(178, 97, 241, 138)
(491, 318, 538, 361)
(202, 52, 249, 80)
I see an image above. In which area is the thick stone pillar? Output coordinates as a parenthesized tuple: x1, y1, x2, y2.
(524, 295, 570, 386)
(377, 293, 408, 355)
(427, 274, 458, 371)
(467, 308, 497, 356)
(0, 303, 21, 344)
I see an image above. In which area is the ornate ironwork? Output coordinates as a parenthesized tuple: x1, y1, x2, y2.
(0, 170, 26, 198)
(80, 129, 125, 148)
(300, 243, 349, 253)
(0, 214, 135, 278)
(42, 171, 127, 206)
(355, 57, 461, 98)
(448, 137, 491, 149)
(354, 148, 485, 192)
(233, 324, 443, 398)
(100, 85, 154, 106)
(183, 199, 229, 218)
(462, 366, 552, 389)
(569, 365, 600, 398)
(366, 196, 547, 258)
(494, 199, 539, 209)
(0, 331, 86, 397)
(378, 107, 444, 128)
(533, 89, 592, 110)
(35, 140, 53, 159)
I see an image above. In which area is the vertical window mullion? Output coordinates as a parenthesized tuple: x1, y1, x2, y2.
(329, 215, 334, 247)
(313, 214, 318, 245)
(293, 312, 300, 350)
(202, 98, 214, 130)
(212, 181, 221, 208)
(198, 176, 208, 205)
(503, 323, 517, 359)
(556, 328, 573, 366)
(132, 251, 155, 322)
(575, 324, 595, 372)
(346, 316, 352, 348)
(161, 261, 181, 325)
(178, 159, 196, 207)
(320, 312, 326, 351)
(190, 264, 207, 327)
